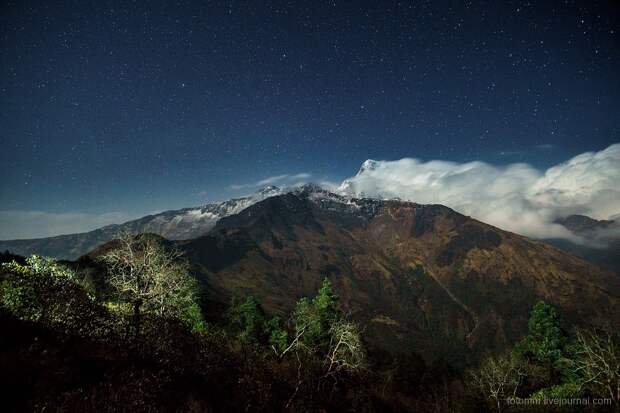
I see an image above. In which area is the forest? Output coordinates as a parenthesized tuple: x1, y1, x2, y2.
(1, 233, 617, 412)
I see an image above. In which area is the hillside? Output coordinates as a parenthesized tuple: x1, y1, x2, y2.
(170, 186, 620, 361)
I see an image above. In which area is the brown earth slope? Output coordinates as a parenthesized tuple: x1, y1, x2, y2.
(175, 186, 620, 363)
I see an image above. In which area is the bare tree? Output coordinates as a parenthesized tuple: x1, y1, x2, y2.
(573, 328, 619, 404)
(324, 320, 366, 376)
(98, 232, 199, 335)
(470, 353, 525, 413)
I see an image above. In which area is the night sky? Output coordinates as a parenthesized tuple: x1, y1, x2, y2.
(1, 1, 619, 236)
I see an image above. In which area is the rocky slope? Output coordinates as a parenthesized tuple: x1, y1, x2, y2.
(172, 185, 620, 361)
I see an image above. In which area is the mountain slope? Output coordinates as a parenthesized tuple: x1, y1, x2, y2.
(176, 186, 620, 361)
(0, 186, 283, 260)
(549, 214, 620, 274)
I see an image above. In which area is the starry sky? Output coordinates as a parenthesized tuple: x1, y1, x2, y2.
(1, 0, 619, 237)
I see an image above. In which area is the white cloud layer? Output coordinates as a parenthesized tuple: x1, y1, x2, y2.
(338, 144, 620, 242)
(0, 210, 133, 240)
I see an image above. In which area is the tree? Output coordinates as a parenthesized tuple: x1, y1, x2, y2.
(291, 278, 339, 351)
(470, 352, 526, 413)
(265, 316, 289, 354)
(516, 301, 566, 367)
(98, 232, 203, 335)
(325, 320, 366, 376)
(227, 295, 266, 342)
(285, 279, 365, 374)
(314, 278, 338, 324)
(572, 328, 619, 404)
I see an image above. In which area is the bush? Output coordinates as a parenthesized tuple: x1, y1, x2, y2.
(530, 382, 583, 400)
(1, 256, 110, 338)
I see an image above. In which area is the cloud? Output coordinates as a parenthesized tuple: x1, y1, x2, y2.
(230, 173, 312, 190)
(338, 144, 620, 242)
(0, 210, 134, 240)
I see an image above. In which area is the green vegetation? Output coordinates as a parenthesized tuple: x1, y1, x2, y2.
(470, 300, 619, 412)
(98, 232, 204, 334)
(515, 301, 567, 367)
(0, 248, 371, 411)
(292, 278, 339, 350)
(1, 249, 617, 412)
(0, 256, 102, 333)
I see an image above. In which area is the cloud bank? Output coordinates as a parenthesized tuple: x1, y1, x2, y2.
(338, 144, 620, 242)
(0, 210, 133, 240)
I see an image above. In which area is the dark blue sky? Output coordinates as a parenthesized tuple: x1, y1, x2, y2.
(1, 0, 619, 226)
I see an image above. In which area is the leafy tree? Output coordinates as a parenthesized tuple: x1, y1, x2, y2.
(265, 316, 288, 354)
(516, 301, 566, 367)
(98, 232, 203, 335)
(314, 278, 338, 323)
(228, 295, 266, 342)
(183, 302, 208, 332)
(292, 278, 339, 350)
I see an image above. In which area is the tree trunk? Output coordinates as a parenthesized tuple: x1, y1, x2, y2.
(133, 298, 142, 339)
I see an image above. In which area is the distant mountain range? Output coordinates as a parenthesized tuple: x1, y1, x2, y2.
(546, 214, 620, 274)
(0, 186, 283, 260)
(81, 184, 620, 359)
(1, 184, 618, 275)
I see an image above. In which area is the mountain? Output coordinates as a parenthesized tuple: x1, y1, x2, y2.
(549, 214, 620, 274)
(0, 186, 283, 260)
(160, 185, 620, 361)
(4, 181, 620, 279)
(556, 214, 616, 235)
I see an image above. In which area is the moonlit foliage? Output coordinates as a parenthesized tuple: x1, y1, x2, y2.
(339, 144, 620, 241)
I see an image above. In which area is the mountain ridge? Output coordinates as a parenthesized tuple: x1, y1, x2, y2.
(0, 186, 285, 260)
(1, 184, 619, 275)
(165, 187, 620, 360)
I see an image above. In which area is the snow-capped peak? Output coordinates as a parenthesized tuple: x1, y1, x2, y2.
(255, 185, 282, 196)
(359, 159, 380, 174)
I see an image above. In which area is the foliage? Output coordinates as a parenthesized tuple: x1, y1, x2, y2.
(1, 256, 375, 411)
(1, 260, 32, 277)
(530, 382, 583, 400)
(103, 300, 133, 316)
(314, 278, 338, 323)
(0, 278, 41, 321)
(292, 278, 339, 351)
(25, 255, 77, 281)
(98, 232, 204, 331)
(227, 295, 266, 342)
(2, 255, 79, 281)
(515, 301, 567, 367)
(265, 316, 288, 354)
(182, 302, 208, 332)
(0, 255, 109, 337)
(285, 278, 366, 379)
